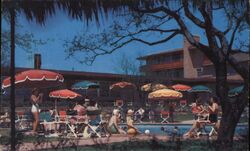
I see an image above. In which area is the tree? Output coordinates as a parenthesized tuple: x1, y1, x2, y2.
(63, 0, 249, 149)
(113, 53, 142, 75)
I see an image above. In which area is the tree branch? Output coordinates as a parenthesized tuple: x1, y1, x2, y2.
(183, 0, 206, 28)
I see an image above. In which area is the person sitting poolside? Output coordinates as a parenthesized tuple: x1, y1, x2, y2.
(184, 97, 219, 137)
(191, 98, 205, 120)
(107, 109, 126, 135)
(126, 109, 140, 136)
(74, 100, 87, 122)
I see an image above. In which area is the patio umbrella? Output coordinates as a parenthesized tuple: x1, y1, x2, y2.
(110, 81, 136, 90)
(141, 83, 167, 92)
(71, 81, 99, 90)
(171, 84, 191, 91)
(148, 89, 183, 100)
(188, 85, 212, 93)
(228, 86, 244, 97)
(72, 81, 100, 97)
(49, 89, 82, 111)
(2, 69, 64, 89)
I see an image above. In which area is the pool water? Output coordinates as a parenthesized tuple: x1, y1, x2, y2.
(119, 124, 248, 136)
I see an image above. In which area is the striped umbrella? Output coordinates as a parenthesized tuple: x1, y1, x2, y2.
(141, 83, 167, 92)
(2, 69, 64, 89)
(148, 89, 183, 100)
(110, 82, 136, 90)
(49, 89, 82, 111)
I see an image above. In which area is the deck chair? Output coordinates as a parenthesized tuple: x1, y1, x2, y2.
(83, 114, 108, 138)
(15, 111, 30, 130)
(39, 111, 58, 136)
(160, 111, 170, 123)
(196, 114, 219, 137)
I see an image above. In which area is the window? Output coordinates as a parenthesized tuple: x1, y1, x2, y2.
(172, 54, 181, 61)
(197, 67, 203, 76)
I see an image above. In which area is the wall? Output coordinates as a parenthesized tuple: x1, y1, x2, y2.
(183, 35, 201, 78)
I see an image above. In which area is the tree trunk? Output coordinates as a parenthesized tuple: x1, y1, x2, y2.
(10, 6, 16, 151)
(217, 99, 245, 150)
(214, 59, 247, 150)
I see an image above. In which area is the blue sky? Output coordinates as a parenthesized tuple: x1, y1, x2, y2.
(2, 8, 249, 74)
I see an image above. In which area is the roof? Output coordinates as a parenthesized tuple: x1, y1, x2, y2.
(137, 48, 183, 60)
(231, 52, 250, 62)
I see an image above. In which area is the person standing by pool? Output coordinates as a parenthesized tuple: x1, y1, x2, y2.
(168, 102, 175, 123)
(126, 109, 140, 136)
(30, 88, 43, 134)
(148, 109, 155, 123)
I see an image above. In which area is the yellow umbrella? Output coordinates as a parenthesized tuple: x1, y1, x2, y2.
(148, 89, 183, 100)
(141, 83, 167, 92)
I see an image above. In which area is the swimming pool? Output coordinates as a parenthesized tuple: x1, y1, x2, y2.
(119, 123, 248, 136)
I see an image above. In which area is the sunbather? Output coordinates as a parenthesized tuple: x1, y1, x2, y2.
(184, 97, 219, 137)
(126, 109, 140, 136)
(107, 109, 126, 134)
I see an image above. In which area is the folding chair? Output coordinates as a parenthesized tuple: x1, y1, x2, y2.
(196, 114, 219, 137)
(15, 111, 30, 130)
(83, 114, 108, 138)
(179, 100, 187, 112)
(160, 111, 170, 123)
(39, 111, 58, 136)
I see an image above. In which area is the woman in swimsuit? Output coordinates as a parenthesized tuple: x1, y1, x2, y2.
(184, 97, 219, 137)
(30, 88, 43, 133)
(107, 109, 126, 134)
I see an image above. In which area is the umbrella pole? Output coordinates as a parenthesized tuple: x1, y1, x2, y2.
(55, 99, 58, 119)
(97, 88, 100, 97)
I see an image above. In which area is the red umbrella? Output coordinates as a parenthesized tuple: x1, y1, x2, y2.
(171, 84, 191, 91)
(49, 89, 82, 99)
(2, 69, 64, 89)
(110, 81, 136, 90)
(49, 89, 82, 112)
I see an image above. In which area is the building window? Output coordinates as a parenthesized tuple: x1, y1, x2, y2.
(197, 67, 203, 76)
(172, 54, 181, 61)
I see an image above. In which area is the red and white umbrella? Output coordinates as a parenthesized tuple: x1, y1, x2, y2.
(49, 89, 82, 112)
(2, 69, 64, 89)
(49, 89, 82, 99)
(110, 82, 136, 90)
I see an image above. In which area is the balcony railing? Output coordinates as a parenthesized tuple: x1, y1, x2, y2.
(140, 60, 183, 72)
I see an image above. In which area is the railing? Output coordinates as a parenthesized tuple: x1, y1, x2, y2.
(140, 60, 183, 72)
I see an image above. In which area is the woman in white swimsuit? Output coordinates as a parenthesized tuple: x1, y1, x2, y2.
(30, 88, 43, 133)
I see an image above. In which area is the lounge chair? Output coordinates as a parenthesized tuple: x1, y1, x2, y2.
(83, 114, 108, 138)
(39, 111, 58, 136)
(196, 114, 220, 137)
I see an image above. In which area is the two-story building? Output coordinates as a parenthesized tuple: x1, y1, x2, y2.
(137, 36, 249, 80)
